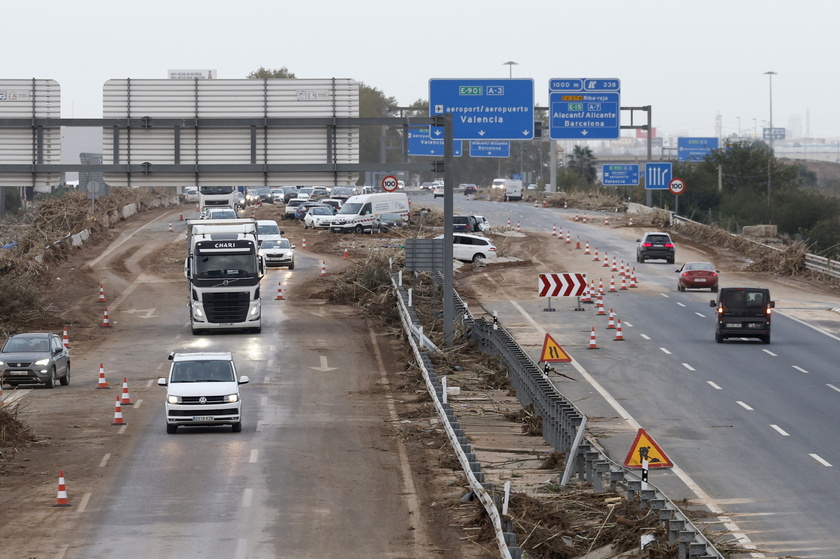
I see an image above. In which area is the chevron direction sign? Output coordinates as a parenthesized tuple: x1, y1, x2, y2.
(538, 273, 587, 297)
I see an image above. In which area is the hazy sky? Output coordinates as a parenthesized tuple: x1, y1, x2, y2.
(5, 0, 840, 141)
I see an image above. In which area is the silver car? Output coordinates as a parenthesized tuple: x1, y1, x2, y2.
(0, 333, 70, 388)
(258, 238, 295, 269)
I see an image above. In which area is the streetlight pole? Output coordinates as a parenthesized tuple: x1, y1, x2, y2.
(764, 71, 777, 222)
(503, 61, 518, 79)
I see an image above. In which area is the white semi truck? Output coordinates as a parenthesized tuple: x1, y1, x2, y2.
(184, 218, 264, 335)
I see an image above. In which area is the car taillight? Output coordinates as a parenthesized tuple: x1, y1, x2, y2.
(664, 243, 674, 248)
(642, 243, 653, 247)
(490, 247, 497, 251)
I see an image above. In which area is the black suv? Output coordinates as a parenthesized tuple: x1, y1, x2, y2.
(710, 287, 775, 344)
(453, 215, 480, 233)
(636, 232, 675, 263)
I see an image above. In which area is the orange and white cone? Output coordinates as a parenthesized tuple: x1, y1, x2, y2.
(302, 238, 307, 249)
(62, 326, 70, 349)
(584, 241, 591, 255)
(551, 224, 557, 236)
(575, 238, 581, 249)
(581, 283, 593, 304)
(98, 284, 105, 303)
(53, 471, 71, 507)
(598, 278, 605, 296)
(101, 308, 111, 327)
(602, 252, 610, 267)
(604, 215, 610, 226)
(343, 247, 349, 259)
(607, 309, 616, 329)
(112, 394, 126, 425)
(630, 267, 638, 287)
(195, 203, 200, 212)
(507, 218, 511, 227)
(516, 221, 521, 232)
(574, 212, 579, 222)
(596, 295, 606, 315)
(320, 261, 327, 277)
(582, 214, 588, 224)
(620, 276, 628, 290)
(611, 257, 618, 272)
(179, 211, 184, 221)
(592, 248, 599, 261)
(565, 232, 571, 244)
(629, 216, 634, 226)
(609, 276, 617, 292)
(588, 327, 599, 349)
(614, 318, 625, 341)
(96, 364, 109, 389)
(275, 282, 285, 300)
(168, 222, 173, 232)
(120, 377, 133, 406)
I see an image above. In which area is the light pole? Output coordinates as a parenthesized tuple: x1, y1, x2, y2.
(503, 61, 518, 79)
(764, 71, 777, 222)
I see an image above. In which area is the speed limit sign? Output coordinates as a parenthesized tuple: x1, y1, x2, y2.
(381, 175, 399, 192)
(668, 178, 686, 195)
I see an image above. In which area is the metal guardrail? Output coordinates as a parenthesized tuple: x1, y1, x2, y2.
(395, 278, 725, 558)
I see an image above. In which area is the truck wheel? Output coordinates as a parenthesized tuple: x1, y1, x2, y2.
(231, 422, 242, 433)
(167, 424, 178, 434)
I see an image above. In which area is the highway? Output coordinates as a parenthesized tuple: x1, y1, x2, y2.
(422, 190, 840, 558)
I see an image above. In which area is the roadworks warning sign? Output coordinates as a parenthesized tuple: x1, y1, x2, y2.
(623, 428, 673, 469)
(540, 333, 572, 363)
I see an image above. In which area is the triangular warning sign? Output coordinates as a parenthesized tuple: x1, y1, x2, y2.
(540, 333, 572, 363)
(623, 428, 673, 469)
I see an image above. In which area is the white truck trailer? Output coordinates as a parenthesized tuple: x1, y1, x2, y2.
(185, 219, 264, 335)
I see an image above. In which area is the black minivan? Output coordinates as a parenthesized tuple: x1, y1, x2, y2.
(711, 287, 775, 343)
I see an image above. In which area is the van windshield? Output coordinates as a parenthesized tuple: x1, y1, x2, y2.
(338, 203, 362, 214)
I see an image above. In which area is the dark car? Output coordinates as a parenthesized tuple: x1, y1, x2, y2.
(636, 232, 675, 263)
(711, 287, 774, 343)
(375, 212, 409, 233)
(295, 202, 329, 220)
(453, 215, 480, 233)
(463, 184, 478, 196)
(0, 333, 70, 388)
(676, 262, 719, 292)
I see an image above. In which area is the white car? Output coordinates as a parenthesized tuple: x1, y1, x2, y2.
(435, 233, 498, 262)
(303, 206, 335, 229)
(258, 238, 295, 269)
(475, 216, 491, 232)
(203, 207, 238, 220)
(433, 185, 444, 198)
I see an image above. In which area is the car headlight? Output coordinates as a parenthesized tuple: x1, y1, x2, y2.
(225, 394, 239, 403)
(168, 395, 182, 404)
(34, 358, 51, 366)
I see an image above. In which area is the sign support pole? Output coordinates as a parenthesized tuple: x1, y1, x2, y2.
(543, 296, 555, 312)
(442, 113, 455, 346)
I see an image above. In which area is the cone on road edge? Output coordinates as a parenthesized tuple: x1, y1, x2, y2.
(101, 308, 111, 327)
(275, 282, 285, 300)
(112, 394, 126, 425)
(120, 378, 133, 405)
(614, 318, 625, 341)
(53, 471, 71, 507)
(588, 327, 598, 349)
(607, 309, 616, 329)
(98, 284, 105, 303)
(302, 238, 307, 249)
(320, 261, 327, 277)
(168, 222, 173, 232)
(343, 247, 349, 259)
(96, 364, 109, 389)
(62, 326, 70, 349)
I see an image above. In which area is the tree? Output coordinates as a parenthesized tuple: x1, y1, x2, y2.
(247, 67, 296, 79)
(566, 145, 598, 185)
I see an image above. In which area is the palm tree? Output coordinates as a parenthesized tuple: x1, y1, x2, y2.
(567, 145, 598, 185)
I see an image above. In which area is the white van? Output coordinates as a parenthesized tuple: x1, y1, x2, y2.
(330, 192, 410, 234)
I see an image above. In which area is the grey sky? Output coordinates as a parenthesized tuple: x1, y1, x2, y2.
(6, 0, 838, 140)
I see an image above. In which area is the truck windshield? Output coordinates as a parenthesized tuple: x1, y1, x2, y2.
(338, 203, 362, 214)
(195, 254, 258, 278)
(199, 186, 235, 195)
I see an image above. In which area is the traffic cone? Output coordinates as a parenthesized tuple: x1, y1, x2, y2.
(614, 318, 625, 341)
(620, 261, 626, 277)
(542, 200, 547, 208)
(602, 252, 610, 267)
(195, 203, 200, 212)
(534, 200, 538, 208)
(620, 275, 628, 290)
(112, 394, 126, 425)
(168, 222, 173, 232)
(607, 309, 616, 329)
(582, 214, 588, 224)
(581, 283, 593, 304)
(302, 238, 307, 249)
(557, 227, 563, 238)
(565, 232, 571, 244)
(120, 378, 133, 406)
(179, 211, 184, 221)
(593, 247, 599, 261)
(62, 326, 70, 349)
(516, 221, 521, 232)
(574, 212, 579, 222)
(98, 284, 105, 303)
(596, 295, 606, 315)
(551, 224, 557, 236)
(53, 471, 71, 507)
(598, 278, 605, 296)
(584, 241, 591, 255)
(604, 215, 610, 226)
(611, 257, 618, 272)
(101, 308, 111, 327)
(575, 238, 581, 249)
(320, 261, 327, 277)
(96, 364, 109, 389)
(507, 217, 511, 227)
(630, 267, 638, 287)
(609, 276, 617, 292)
(275, 282, 285, 300)
(343, 247, 349, 259)
(588, 327, 599, 349)
(628, 216, 634, 226)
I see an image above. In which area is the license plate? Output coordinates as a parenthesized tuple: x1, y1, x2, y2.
(9, 371, 28, 376)
(192, 416, 214, 421)
(220, 323, 234, 327)
(726, 323, 741, 328)
(694, 278, 706, 282)
(747, 323, 763, 329)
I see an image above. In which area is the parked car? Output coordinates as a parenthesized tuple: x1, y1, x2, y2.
(281, 186, 301, 204)
(375, 212, 409, 233)
(435, 233, 498, 262)
(303, 205, 336, 229)
(295, 202, 329, 221)
(0, 332, 70, 388)
(711, 287, 774, 343)
(475, 215, 491, 232)
(283, 198, 305, 219)
(258, 238, 295, 269)
(636, 232, 675, 263)
(310, 187, 330, 200)
(527, 183, 538, 190)
(329, 186, 357, 201)
(453, 215, 481, 233)
(320, 198, 344, 212)
(676, 262, 719, 292)
(269, 188, 285, 204)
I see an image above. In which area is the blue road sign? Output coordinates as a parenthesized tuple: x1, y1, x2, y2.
(429, 79, 534, 140)
(549, 78, 620, 140)
(677, 137, 719, 161)
(762, 127, 786, 141)
(645, 162, 672, 190)
(407, 127, 462, 156)
(602, 164, 639, 186)
(469, 140, 511, 158)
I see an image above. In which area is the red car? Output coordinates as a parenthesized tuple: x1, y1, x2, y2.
(676, 262, 719, 292)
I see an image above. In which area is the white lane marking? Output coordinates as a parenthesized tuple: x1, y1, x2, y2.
(695, 312, 707, 318)
(242, 487, 253, 507)
(828, 384, 840, 393)
(762, 349, 777, 357)
(771, 424, 790, 436)
(676, 302, 686, 308)
(77, 492, 92, 514)
(624, 321, 633, 328)
(737, 401, 754, 411)
(810, 454, 833, 467)
(261, 395, 268, 406)
(134, 399, 142, 409)
(118, 425, 127, 435)
(99, 453, 111, 468)
(778, 310, 840, 342)
(235, 538, 248, 559)
(792, 365, 809, 374)
(267, 358, 275, 369)
(660, 293, 670, 298)
(682, 363, 695, 371)
(660, 347, 672, 355)
(707, 381, 722, 390)
(640, 333, 650, 340)
(249, 449, 259, 463)
(263, 376, 270, 384)
(145, 379, 155, 388)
